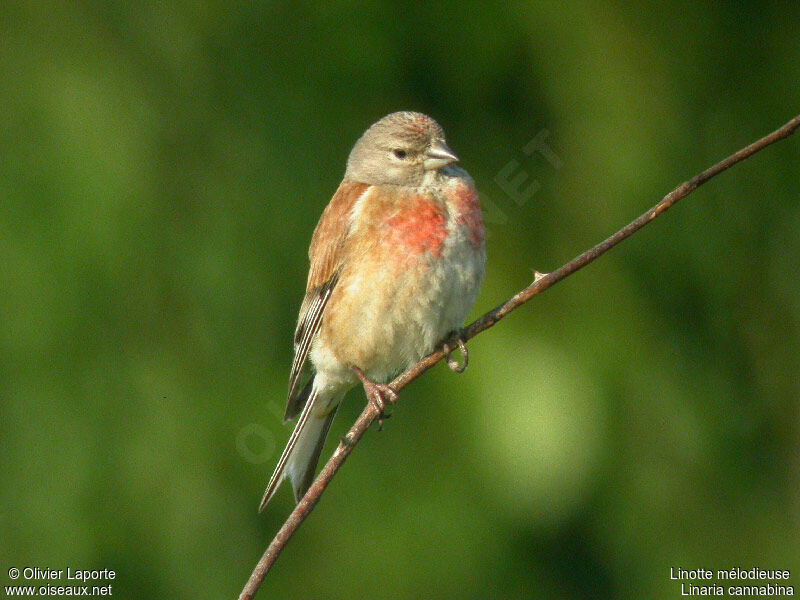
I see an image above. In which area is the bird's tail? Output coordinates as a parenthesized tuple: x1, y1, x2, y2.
(259, 381, 338, 511)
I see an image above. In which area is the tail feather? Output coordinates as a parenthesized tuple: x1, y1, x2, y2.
(284, 376, 314, 422)
(287, 406, 338, 502)
(259, 383, 339, 511)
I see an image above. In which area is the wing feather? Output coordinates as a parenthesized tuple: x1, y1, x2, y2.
(285, 181, 370, 413)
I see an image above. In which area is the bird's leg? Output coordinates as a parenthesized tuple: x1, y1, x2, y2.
(443, 330, 469, 374)
(351, 366, 398, 429)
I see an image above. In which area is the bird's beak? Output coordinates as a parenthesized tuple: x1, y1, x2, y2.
(423, 139, 459, 171)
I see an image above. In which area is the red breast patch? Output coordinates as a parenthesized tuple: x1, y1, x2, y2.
(385, 196, 447, 258)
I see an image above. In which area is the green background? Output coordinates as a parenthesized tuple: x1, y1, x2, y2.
(2, 2, 798, 598)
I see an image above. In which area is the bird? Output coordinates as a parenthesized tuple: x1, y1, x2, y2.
(259, 111, 485, 511)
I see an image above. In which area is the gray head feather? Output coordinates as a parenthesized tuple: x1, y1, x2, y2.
(344, 112, 457, 186)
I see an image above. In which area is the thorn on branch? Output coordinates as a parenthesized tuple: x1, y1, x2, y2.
(532, 269, 548, 283)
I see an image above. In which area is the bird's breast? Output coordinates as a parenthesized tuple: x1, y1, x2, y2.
(449, 180, 484, 248)
(383, 195, 448, 258)
(314, 178, 484, 383)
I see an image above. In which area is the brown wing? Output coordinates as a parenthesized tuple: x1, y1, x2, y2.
(285, 181, 370, 419)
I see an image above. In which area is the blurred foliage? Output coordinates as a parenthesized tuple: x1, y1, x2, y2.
(1, 2, 799, 599)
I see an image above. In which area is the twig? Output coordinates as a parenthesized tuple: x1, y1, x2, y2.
(238, 114, 800, 600)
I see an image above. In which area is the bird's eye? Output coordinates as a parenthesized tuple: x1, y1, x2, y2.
(393, 149, 407, 159)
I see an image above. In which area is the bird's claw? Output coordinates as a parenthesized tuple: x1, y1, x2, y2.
(351, 366, 397, 430)
(443, 334, 469, 374)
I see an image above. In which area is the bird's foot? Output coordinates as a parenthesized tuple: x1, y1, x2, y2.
(443, 332, 469, 374)
(351, 366, 398, 430)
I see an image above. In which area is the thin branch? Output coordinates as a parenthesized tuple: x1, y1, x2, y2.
(238, 114, 800, 600)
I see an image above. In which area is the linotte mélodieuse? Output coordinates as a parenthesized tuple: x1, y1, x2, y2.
(670, 568, 791, 581)
(670, 567, 793, 597)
